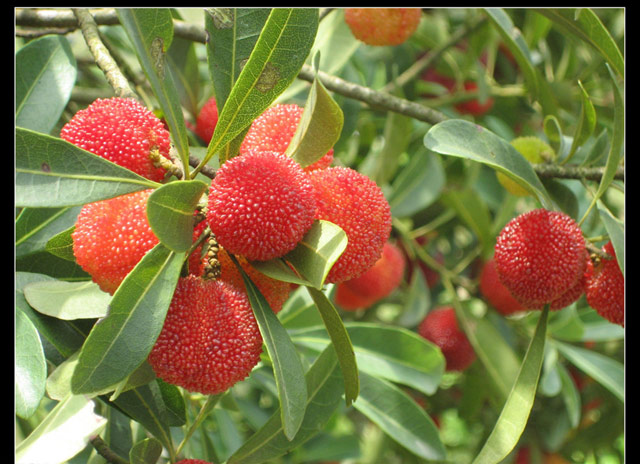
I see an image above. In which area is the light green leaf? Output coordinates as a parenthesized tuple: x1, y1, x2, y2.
(23, 280, 111, 320)
(16, 128, 157, 208)
(15, 309, 47, 419)
(45, 226, 76, 262)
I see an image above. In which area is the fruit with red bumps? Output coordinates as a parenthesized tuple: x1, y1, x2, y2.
(494, 209, 586, 308)
(344, 8, 422, 46)
(240, 103, 334, 171)
(307, 166, 392, 283)
(585, 241, 624, 326)
(60, 97, 171, 182)
(207, 150, 317, 262)
(176, 459, 213, 464)
(335, 241, 406, 310)
(418, 306, 476, 372)
(148, 276, 263, 395)
(72, 189, 159, 295)
(195, 96, 219, 144)
(479, 257, 527, 316)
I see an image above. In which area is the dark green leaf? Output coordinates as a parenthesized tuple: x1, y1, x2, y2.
(15, 309, 47, 419)
(15, 207, 81, 258)
(130, 438, 163, 464)
(565, 81, 597, 163)
(166, 30, 200, 118)
(597, 202, 624, 274)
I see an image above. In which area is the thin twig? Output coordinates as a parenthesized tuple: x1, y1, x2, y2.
(90, 435, 129, 464)
(533, 163, 624, 182)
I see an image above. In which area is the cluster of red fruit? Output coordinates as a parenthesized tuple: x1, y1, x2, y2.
(62, 97, 392, 396)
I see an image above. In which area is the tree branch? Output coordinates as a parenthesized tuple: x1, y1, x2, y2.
(534, 163, 624, 182)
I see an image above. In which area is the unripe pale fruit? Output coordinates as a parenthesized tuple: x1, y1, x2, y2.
(307, 166, 392, 283)
(494, 209, 586, 308)
(335, 241, 406, 310)
(585, 241, 624, 326)
(195, 96, 219, 144)
(148, 276, 263, 395)
(344, 8, 422, 46)
(418, 306, 476, 372)
(207, 150, 317, 261)
(60, 97, 171, 182)
(72, 190, 159, 295)
(479, 257, 527, 316)
(497, 136, 555, 196)
(240, 103, 334, 171)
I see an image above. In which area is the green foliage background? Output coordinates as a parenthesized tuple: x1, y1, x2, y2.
(16, 8, 624, 464)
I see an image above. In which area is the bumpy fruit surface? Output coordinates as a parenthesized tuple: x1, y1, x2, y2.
(72, 190, 158, 295)
(497, 136, 555, 197)
(494, 209, 586, 308)
(585, 241, 624, 326)
(195, 96, 219, 144)
(207, 150, 317, 261)
(335, 241, 406, 310)
(308, 166, 392, 283)
(240, 103, 334, 171)
(418, 306, 476, 372)
(344, 8, 422, 46)
(479, 257, 527, 315)
(60, 97, 171, 182)
(148, 276, 263, 395)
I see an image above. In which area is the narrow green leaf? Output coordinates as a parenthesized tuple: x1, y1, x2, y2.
(117, 8, 190, 176)
(252, 220, 347, 289)
(16, 35, 77, 134)
(15, 206, 81, 258)
(354, 372, 446, 461)
(565, 80, 597, 163)
(306, 287, 358, 405)
(231, 254, 308, 440)
(202, 8, 319, 168)
(45, 226, 76, 262)
(71, 245, 184, 394)
(227, 344, 344, 464)
(15, 309, 47, 419)
(166, 22, 200, 118)
(424, 119, 553, 208)
(557, 362, 582, 428)
(441, 188, 494, 258)
(472, 307, 549, 464)
(130, 438, 163, 464)
(146, 180, 207, 252)
(597, 201, 624, 274)
(16, 128, 157, 208)
(15, 395, 107, 464)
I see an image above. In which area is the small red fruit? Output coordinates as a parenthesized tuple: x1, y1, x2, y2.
(335, 241, 406, 310)
(207, 150, 317, 261)
(585, 241, 624, 326)
(60, 97, 171, 182)
(344, 8, 422, 46)
(494, 209, 586, 308)
(176, 459, 213, 464)
(195, 96, 219, 144)
(148, 276, 263, 395)
(453, 81, 494, 116)
(307, 167, 392, 283)
(72, 189, 159, 295)
(240, 103, 334, 171)
(479, 257, 527, 316)
(418, 306, 476, 372)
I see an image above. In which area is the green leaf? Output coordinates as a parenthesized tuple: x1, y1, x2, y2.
(534, 8, 624, 78)
(71, 245, 184, 394)
(252, 220, 347, 289)
(166, 23, 201, 118)
(564, 81, 597, 163)
(231, 254, 308, 440)
(15, 309, 47, 419)
(15, 35, 77, 134)
(291, 322, 445, 397)
(130, 438, 163, 464)
(227, 344, 344, 464)
(117, 8, 190, 176)
(553, 340, 624, 402)
(557, 362, 582, 428)
(16, 128, 157, 208)
(15, 206, 81, 258)
(424, 119, 553, 208)
(23, 280, 111, 320)
(354, 372, 446, 461)
(286, 62, 344, 169)
(45, 226, 76, 262)
(202, 8, 319, 168)
(146, 180, 207, 252)
(306, 287, 358, 406)
(472, 307, 549, 464)
(597, 201, 624, 275)
(15, 395, 107, 464)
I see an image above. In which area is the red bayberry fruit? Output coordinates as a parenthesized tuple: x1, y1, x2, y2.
(148, 276, 263, 395)
(176, 460, 212, 464)
(307, 166, 392, 283)
(585, 241, 624, 326)
(453, 81, 494, 116)
(418, 306, 476, 372)
(335, 241, 406, 310)
(240, 103, 334, 171)
(207, 150, 317, 262)
(494, 209, 586, 308)
(60, 97, 171, 182)
(72, 189, 159, 295)
(479, 257, 527, 316)
(344, 8, 422, 46)
(195, 96, 219, 144)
